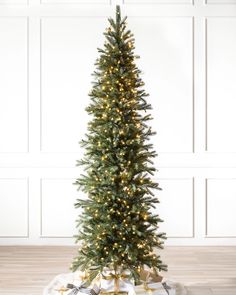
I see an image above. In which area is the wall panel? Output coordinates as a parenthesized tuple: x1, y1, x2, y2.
(0, 0, 27, 4)
(124, 0, 192, 4)
(206, 18, 236, 152)
(41, 0, 109, 4)
(40, 17, 106, 152)
(206, 179, 236, 237)
(0, 18, 28, 152)
(206, 1, 236, 4)
(128, 17, 194, 153)
(0, 179, 28, 237)
(157, 178, 194, 238)
(40, 178, 80, 237)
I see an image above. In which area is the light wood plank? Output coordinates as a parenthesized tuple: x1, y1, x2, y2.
(0, 247, 236, 295)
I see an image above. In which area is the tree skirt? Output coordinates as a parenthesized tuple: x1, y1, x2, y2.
(43, 272, 187, 295)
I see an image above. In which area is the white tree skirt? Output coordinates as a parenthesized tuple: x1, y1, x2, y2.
(43, 272, 187, 295)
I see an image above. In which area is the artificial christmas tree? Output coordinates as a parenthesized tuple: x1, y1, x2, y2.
(71, 5, 167, 286)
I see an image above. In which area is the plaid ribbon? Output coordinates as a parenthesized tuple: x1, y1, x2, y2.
(142, 270, 171, 295)
(143, 281, 172, 295)
(162, 282, 171, 295)
(66, 282, 100, 295)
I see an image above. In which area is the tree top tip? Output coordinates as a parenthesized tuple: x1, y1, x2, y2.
(116, 5, 121, 22)
(116, 5, 120, 14)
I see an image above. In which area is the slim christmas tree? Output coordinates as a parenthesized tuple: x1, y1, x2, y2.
(71, 5, 167, 282)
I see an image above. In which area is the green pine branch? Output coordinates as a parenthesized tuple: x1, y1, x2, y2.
(71, 5, 167, 282)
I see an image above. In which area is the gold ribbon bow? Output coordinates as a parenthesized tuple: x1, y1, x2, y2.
(143, 282, 157, 295)
(54, 286, 69, 295)
(103, 272, 130, 293)
(78, 271, 90, 281)
(142, 271, 157, 295)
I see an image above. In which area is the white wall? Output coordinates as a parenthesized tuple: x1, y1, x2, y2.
(0, 0, 236, 245)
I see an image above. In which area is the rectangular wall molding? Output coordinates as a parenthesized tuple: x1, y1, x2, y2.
(39, 17, 107, 153)
(40, 178, 78, 238)
(124, 0, 193, 4)
(0, 0, 28, 4)
(206, 0, 236, 4)
(127, 16, 194, 153)
(0, 178, 29, 238)
(205, 17, 236, 152)
(0, 17, 29, 153)
(205, 178, 236, 238)
(40, 0, 110, 4)
(157, 178, 195, 239)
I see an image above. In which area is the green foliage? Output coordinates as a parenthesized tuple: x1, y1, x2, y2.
(71, 5, 167, 281)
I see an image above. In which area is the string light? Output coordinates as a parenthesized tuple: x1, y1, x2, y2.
(143, 214, 148, 220)
(72, 7, 166, 276)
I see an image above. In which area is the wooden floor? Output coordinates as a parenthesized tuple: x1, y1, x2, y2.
(0, 246, 236, 295)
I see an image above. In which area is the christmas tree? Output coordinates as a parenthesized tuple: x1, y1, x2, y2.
(71, 5, 167, 283)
